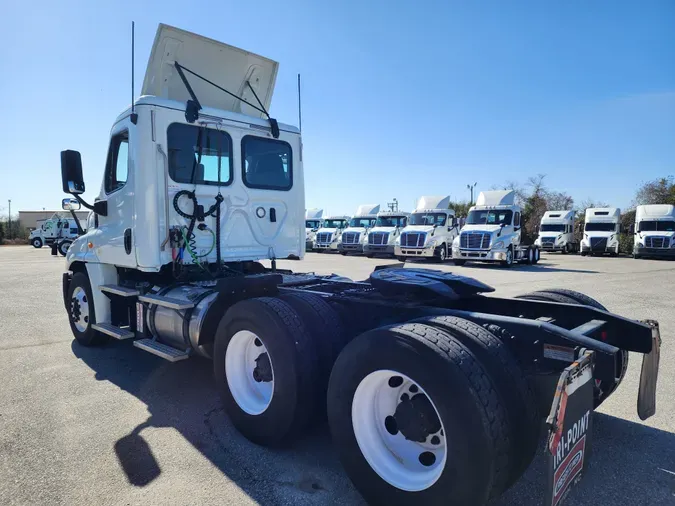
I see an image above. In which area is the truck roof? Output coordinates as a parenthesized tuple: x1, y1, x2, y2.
(324, 215, 350, 220)
(635, 204, 675, 221)
(585, 207, 620, 221)
(142, 24, 278, 119)
(541, 210, 575, 223)
(305, 208, 323, 220)
(376, 211, 410, 217)
(354, 204, 380, 217)
(475, 190, 515, 207)
(415, 196, 450, 211)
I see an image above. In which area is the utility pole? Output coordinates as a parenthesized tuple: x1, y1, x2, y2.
(387, 198, 399, 212)
(467, 182, 478, 205)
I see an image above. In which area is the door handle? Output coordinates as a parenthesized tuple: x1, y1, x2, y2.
(124, 228, 132, 254)
(269, 208, 277, 223)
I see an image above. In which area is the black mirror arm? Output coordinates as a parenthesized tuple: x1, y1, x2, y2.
(72, 194, 95, 212)
(68, 209, 85, 235)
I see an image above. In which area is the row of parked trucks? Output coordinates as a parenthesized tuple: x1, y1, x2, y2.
(57, 24, 661, 506)
(308, 200, 675, 263)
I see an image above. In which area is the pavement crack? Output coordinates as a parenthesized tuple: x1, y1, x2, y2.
(0, 339, 72, 351)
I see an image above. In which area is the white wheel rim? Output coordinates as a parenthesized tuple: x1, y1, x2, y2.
(535, 249, 540, 261)
(352, 370, 447, 491)
(439, 247, 446, 261)
(33, 239, 40, 247)
(529, 248, 533, 263)
(70, 286, 90, 333)
(225, 330, 274, 415)
(507, 250, 513, 264)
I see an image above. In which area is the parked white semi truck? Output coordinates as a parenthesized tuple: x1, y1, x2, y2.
(363, 210, 410, 258)
(632, 204, 675, 259)
(305, 208, 323, 251)
(394, 196, 458, 262)
(314, 215, 350, 252)
(452, 190, 540, 267)
(338, 204, 380, 256)
(29, 213, 83, 255)
(535, 210, 578, 254)
(580, 207, 621, 256)
(57, 24, 661, 506)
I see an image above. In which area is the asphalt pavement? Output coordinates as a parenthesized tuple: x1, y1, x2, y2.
(0, 246, 673, 505)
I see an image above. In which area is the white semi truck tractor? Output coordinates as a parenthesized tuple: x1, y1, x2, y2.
(534, 210, 578, 254)
(58, 24, 661, 506)
(314, 215, 350, 252)
(580, 207, 621, 256)
(363, 210, 410, 258)
(452, 190, 540, 267)
(305, 208, 323, 252)
(632, 204, 675, 259)
(337, 204, 380, 256)
(394, 196, 458, 262)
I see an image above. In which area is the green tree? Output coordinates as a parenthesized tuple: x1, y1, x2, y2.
(633, 176, 675, 206)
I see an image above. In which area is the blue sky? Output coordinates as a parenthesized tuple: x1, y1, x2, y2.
(1, 0, 673, 217)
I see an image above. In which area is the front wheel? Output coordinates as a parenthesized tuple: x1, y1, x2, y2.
(68, 271, 108, 346)
(500, 247, 514, 267)
(453, 260, 466, 266)
(32, 237, 43, 248)
(366, 254, 375, 259)
(340, 251, 348, 256)
(58, 240, 72, 256)
(396, 256, 407, 263)
(434, 244, 447, 263)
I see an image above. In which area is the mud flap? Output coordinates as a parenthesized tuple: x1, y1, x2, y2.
(637, 320, 661, 421)
(546, 350, 595, 506)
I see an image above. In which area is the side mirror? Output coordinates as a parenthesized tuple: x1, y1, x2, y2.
(61, 150, 85, 194)
(62, 198, 81, 211)
(629, 224, 635, 234)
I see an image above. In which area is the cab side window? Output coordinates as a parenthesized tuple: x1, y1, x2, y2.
(105, 131, 129, 194)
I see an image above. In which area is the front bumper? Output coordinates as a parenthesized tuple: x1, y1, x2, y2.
(338, 243, 364, 253)
(315, 242, 339, 251)
(364, 244, 395, 255)
(540, 243, 565, 252)
(581, 245, 616, 253)
(453, 248, 508, 262)
(306, 240, 314, 251)
(635, 247, 675, 258)
(395, 245, 436, 258)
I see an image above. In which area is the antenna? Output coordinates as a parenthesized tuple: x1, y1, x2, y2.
(130, 21, 137, 124)
(297, 73, 302, 132)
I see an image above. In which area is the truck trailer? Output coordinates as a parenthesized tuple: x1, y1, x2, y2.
(58, 24, 660, 506)
(580, 207, 621, 256)
(535, 210, 578, 254)
(632, 204, 675, 259)
(452, 190, 540, 267)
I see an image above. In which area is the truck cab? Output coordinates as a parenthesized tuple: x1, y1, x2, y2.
(580, 208, 621, 256)
(338, 204, 380, 255)
(395, 196, 458, 262)
(305, 208, 323, 252)
(363, 210, 409, 258)
(314, 216, 350, 252)
(30, 215, 82, 250)
(452, 190, 539, 267)
(535, 210, 578, 254)
(633, 204, 675, 259)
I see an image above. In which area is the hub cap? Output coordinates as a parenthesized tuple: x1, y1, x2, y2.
(352, 370, 447, 491)
(70, 286, 90, 333)
(225, 330, 274, 415)
(506, 249, 513, 264)
(439, 246, 446, 261)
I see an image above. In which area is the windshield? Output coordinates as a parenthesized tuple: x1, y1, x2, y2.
(349, 218, 377, 228)
(323, 219, 347, 229)
(638, 220, 675, 232)
(585, 222, 616, 232)
(409, 213, 447, 226)
(540, 224, 565, 232)
(466, 210, 513, 226)
(375, 216, 407, 227)
(305, 220, 321, 229)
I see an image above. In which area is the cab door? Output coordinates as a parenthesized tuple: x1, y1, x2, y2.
(94, 118, 137, 267)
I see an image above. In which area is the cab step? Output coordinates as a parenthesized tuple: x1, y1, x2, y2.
(133, 339, 190, 362)
(138, 294, 195, 310)
(92, 322, 135, 340)
(99, 285, 140, 297)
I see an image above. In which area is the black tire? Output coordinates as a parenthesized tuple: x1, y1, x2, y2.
(396, 256, 406, 263)
(580, 251, 587, 257)
(328, 323, 511, 505)
(340, 251, 348, 256)
(633, 254, 641, 259)
(523, 289, 629, 404)
(366, 254, 375, 258)
(32, 237, 43, 248)
(279, 292, 346, 415)
(515, 290, 579, 305)
(418, 316, 540, 489)
(500, 246, 514, 267)
(58, 240, 72, 256)
(213, 297, 320, 446)
(434, 244, 447, 263)
(561, 244, 568, 254)
(533, 247, 540, 264)
(67, 271, 108, 346)
(453, 259, 466, 266)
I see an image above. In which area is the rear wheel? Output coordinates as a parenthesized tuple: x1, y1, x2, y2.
(32, 237, 43, 248)
(328, 323, 511, 505)
(68, 272, 108, 346)
(214, 297, 320, 446)
(526, 247, 534, 264)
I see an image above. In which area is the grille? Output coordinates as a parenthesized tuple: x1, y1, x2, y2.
(460, 232, 491, 250)
(400, 232, 426, 248)
(645, 236, 668, 249)
(368, 232, 390, 245)
(590, 237, 607, 251)
(316, 232, 333, 244)
(342, 232, 360, 244)
(541, 237, 555, 248)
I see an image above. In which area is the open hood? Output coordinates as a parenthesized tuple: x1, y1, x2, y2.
(142, 24, 278, 118)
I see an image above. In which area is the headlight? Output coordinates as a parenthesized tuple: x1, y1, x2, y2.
(557, 234, 563, 241)
(427, 237, 438, 247)
(492, 240, 504, 250)
(638, 242, 644, 248)
(671, 239, 675, 248)
(395, 236, 401, 245)
(452, 236, 460, 247)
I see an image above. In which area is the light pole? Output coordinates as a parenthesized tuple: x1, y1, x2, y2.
(387, 198, 399, 212)
(467, 182, 478, 204)
(7, 199, 11, 240)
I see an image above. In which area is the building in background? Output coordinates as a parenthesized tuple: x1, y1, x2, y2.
(19, 210, 89, 230)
